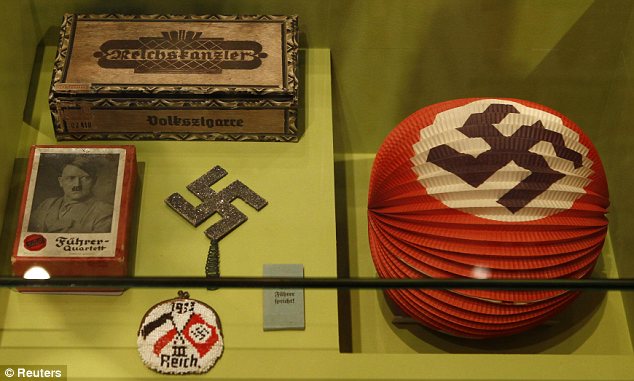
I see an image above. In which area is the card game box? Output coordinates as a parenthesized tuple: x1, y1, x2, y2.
(12, 145, 137, 290)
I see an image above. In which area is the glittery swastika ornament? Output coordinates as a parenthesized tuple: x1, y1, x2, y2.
(368, 98, 609, 339)
(137, 291, 224, 374)
(165, 166, 268, 280)
(166, 165, 268, 241)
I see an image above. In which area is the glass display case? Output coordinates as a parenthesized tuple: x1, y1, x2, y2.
(1, 1, 633, 379)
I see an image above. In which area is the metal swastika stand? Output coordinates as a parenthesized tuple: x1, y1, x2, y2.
(165, 165, 268, 284)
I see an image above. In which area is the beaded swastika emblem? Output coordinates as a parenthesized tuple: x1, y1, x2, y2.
(137, 291, 224, 374)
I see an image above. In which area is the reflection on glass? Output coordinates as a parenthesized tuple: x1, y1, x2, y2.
(23, 266, 51, 279)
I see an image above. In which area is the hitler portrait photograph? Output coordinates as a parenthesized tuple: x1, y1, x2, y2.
(13, 146, 134, 260)
(28, 152, 119, 234)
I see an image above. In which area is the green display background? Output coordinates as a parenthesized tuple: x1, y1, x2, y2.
(1, 1, 634, 378)
(6, 0, 633, 250)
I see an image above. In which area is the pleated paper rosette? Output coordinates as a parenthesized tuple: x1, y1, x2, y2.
(367, 98, 609, 339)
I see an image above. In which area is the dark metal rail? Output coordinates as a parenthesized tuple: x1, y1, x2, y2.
(1, 276, 634, 290)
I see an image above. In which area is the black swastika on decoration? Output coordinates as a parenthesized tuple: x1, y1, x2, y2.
(190, 325, 211, 341)
(427, 104, 583, 213)
(166, 166, 268, 241)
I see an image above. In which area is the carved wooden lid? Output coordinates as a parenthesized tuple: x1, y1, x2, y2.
(51, 14, 298, 100)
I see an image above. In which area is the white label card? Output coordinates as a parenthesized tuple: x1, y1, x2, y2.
(263, 264, 305, 331)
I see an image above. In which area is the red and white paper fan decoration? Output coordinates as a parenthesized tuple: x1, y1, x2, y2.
(368, 98, 609, 338)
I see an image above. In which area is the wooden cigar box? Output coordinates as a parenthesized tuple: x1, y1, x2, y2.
(49, 14, 299, 142)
